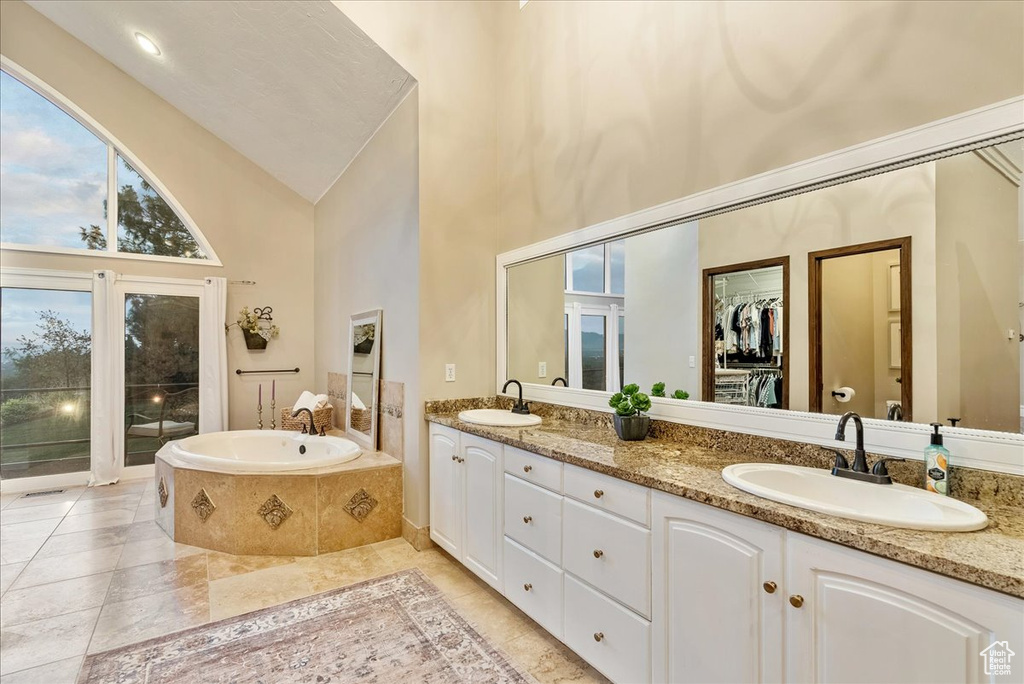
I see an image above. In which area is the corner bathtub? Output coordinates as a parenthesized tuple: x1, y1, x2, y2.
(161, 430, 361, 474)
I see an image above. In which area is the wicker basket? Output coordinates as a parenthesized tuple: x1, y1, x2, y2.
(280, 405, 334, 433)
(350, 406, 372, 433)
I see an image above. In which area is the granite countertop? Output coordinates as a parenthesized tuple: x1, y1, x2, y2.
(426, 411, 1024, 599)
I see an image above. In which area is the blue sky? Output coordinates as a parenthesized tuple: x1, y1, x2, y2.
(0, 71, 108, 249)
(0, 288, 92, 362)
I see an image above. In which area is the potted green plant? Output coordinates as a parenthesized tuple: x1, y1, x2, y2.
(609, 384, 651, 441)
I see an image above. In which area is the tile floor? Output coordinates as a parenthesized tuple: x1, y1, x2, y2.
(0, 480, 608, 683)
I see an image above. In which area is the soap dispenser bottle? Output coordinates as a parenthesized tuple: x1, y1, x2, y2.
(924, 423, 950, 495)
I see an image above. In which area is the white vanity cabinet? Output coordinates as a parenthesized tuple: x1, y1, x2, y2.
(652, 493, 785, 684)
(427, 424, 503, 591)
(429, 426, 1022, 684)
(652, 491, 1024, 684)
(785, 534, 1024, 684)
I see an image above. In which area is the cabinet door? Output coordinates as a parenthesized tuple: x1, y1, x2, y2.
(461, 434, 503, 591)
(786, 533, 1024, 684)
(652, 492, 785, 684)
(428, 424, 462, 557)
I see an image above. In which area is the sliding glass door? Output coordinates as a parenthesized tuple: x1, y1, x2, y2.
(1, 281, 92, 480)
(122, 292, 200, 466)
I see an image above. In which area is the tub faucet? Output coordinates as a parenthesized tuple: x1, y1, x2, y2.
(502, 379, 530, 415)
(290, 407, 318, 436)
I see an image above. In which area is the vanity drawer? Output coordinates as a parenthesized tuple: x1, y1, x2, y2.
(563, 498, 651, 617)
(504, 474, 562, 563)
(503, 537, 563, 638)
(564, 463, 650, 527)
(564, 573, 652, 684)
(505, 446, 562, 493)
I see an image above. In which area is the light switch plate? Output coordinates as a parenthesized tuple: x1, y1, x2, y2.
(538, 361, 547, 378)
(688, 356, 696, 368)
(445, 364, 456, 382)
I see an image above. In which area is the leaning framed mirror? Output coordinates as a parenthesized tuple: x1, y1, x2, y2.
(346, 309, 382, 450)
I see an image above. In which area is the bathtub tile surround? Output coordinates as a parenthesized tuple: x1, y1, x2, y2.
(157, 446, 402, 556)
(426, 399, 1024, 597)
(379, 380, 405, 461)
(317, 465, 402, 553)
(1, 483, 603, 684)
(77, 570, 533, 684)
(327, 372, 348, 429)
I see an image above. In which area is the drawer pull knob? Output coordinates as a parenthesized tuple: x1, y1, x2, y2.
(523, 583, 532, 591)
(451, 455, 457, 461)
(459, 457, 466, 463)
(523, 515, 533, 524)
(593, 549, 604, 558)
(523, 465, 533, 473)
(763, 581, 777, 594)
(593, 632, 604, 642)
(789, 594, 804, 608)
(594, 489, 604, 499)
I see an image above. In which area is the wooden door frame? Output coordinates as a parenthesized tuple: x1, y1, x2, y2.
(808, 237, 912, 419)
(702, 256, 790, 409)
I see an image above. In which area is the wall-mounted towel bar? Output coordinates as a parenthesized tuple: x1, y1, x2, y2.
(235, 368, 300, 375)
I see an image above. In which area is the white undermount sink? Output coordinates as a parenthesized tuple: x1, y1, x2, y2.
(722, 463, 988, 532)
(458, 409, 542, 428)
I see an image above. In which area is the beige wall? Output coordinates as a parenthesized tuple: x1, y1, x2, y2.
(335, 0, 501, 409)
(0, 1, 315, 432)
(935, 153, 1021, 432)
(496, 0, 1023, 254)
(821, 253, 877, 417)
(313, 90, 422, 522)
(507, 256, 565, 384)
(699, 164, 938, 415)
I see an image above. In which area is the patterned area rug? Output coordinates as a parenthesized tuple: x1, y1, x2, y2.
(78, 569, 534, 683)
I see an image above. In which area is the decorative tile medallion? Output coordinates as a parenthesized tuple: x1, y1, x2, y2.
(191, 488, 216, 522)
(257, 494, 293, 530)
(158, 477, 169, 508)
(344, 488, 378, 522)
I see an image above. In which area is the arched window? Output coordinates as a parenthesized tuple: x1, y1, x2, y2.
(0, 64, 219, 263)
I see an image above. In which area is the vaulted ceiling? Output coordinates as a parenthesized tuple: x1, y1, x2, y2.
(27, 0, 414, 202)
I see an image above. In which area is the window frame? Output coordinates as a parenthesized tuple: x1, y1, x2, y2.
(0, 57, 222, 267)
(564, 240, 625, 297)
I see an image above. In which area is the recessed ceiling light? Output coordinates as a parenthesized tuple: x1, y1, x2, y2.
(134, 32, 161, 56)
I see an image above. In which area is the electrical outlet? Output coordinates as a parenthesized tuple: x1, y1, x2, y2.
(688, 355, 696, 368)
(538, 361, 547, 378)
(445, 364, 456, 382)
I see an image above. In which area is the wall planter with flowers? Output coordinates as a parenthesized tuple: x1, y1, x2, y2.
(609, 383, 651, 441)
(227, 306, 280, 350)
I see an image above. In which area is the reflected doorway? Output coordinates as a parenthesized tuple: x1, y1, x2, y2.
(809, 237, 912, 420)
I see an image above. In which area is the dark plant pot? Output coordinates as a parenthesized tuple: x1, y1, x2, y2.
(613, 414, 650, 441)
(242, 329, 268, 350)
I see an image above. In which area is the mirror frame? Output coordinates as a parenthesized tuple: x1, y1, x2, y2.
(497, 96, 1024, 475)
(346, 308, 382, 450)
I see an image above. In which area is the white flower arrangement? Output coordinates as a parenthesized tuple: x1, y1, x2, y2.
(230, 306, 280, 341)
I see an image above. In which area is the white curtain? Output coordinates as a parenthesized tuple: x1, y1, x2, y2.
(200, 277, 229, 433)
(89, 270, 119, 486)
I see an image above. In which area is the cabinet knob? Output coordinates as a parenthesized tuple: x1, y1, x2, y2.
(763, 581, 777, 594)
(451, 455, 457, 461)
(789, 594, 804, 608)
(594, 489, 604, 499)
(523, 465, 533, 473)
(457, 457, 465, 463)
(593, 632, 604, 642)
(523, 583, 532, 591)
(593, 549, 604, 558)
(523, 515, 533, 524)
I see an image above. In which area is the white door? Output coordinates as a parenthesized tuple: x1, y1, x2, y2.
(428, 424, 462, 557)
(786, 533, 1024, 684)
(461, 434, 503, 591)
(652, 492, 785, 684)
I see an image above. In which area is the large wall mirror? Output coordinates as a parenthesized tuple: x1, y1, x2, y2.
(504, 135, 1023, 438)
